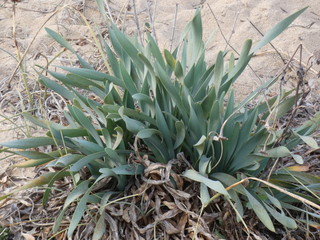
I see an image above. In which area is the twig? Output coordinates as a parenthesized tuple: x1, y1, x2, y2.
(82, 0, 86, 16)
(248, 20, 286, 64)
(207, 3, 263, 85)
(12, 1, 19, 64)
(206, 6, 232, 48)
(115, 0, 129, 25)
(218, 43, 306, 141)
(132, 0, 143, 45)
(152, 0, 157, 39)
(104, 0, 115, 24)
(253, 49, 318, 74)
(169, 3, 179, 52)
(274, 44, 308, 143)
(205, 176, 320, 211)
(13, 1, 34, 109)
(7, 5, 65, 88)
(69, 6, 122, 104)
(266, 157, 280, 182)
(121, 0, 130, 31)
(207, 4, 239, 55)
(146, 0, 158, 43)
(224, 9, 239, 52)
(266, 44, 311, 180)
(290, 22, 315, 29)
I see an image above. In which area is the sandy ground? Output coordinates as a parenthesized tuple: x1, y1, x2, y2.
(0, 0, 319, 194)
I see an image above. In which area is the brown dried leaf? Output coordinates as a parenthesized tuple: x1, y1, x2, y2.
(105, 212, 119, 239)
(21, 233, 35, 240)
(122, 207, 131, 223)
(163, 220, 180, 234)
(162, 201, 176, 210)
(177, 213, 188, 232)
(164, 185, 192, 199)
(156, 209, 180, 221)
(171, 173, 184, 190)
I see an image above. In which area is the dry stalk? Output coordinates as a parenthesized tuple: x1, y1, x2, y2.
(115, 0, 130, 25)
(207, 176, 320, 211)
(132, 0, 143, 45)
(169, 3, 179, 52)
(104, 0, 115, 24)
(224, 8, 240, 52)
(7, 3, 66, 88)
(146, 0, 158, 43)
(266, 44, 311, 180)
(207, 3, 263, 86)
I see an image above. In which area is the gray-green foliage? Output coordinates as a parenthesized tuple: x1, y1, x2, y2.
(0, 226, 11, 240)
(1, 7, 320, 237)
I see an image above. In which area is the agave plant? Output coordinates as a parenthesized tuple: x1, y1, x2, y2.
(1, 6, 320, 238)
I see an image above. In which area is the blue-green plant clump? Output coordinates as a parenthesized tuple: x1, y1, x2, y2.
(1, 6, 320, 238)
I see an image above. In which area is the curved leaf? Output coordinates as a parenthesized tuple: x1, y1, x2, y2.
(183, 169, 229, 197)
(264, 203, 297, 229)
(137, 129, 162, 139)
(70, 152, 105, 172)
(245, 189, 275, 232)
(45, 28, 75, 53)
(1, 137, 56, 149)
(251, 7, 308, 53)
(174, 121, 186, 149)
